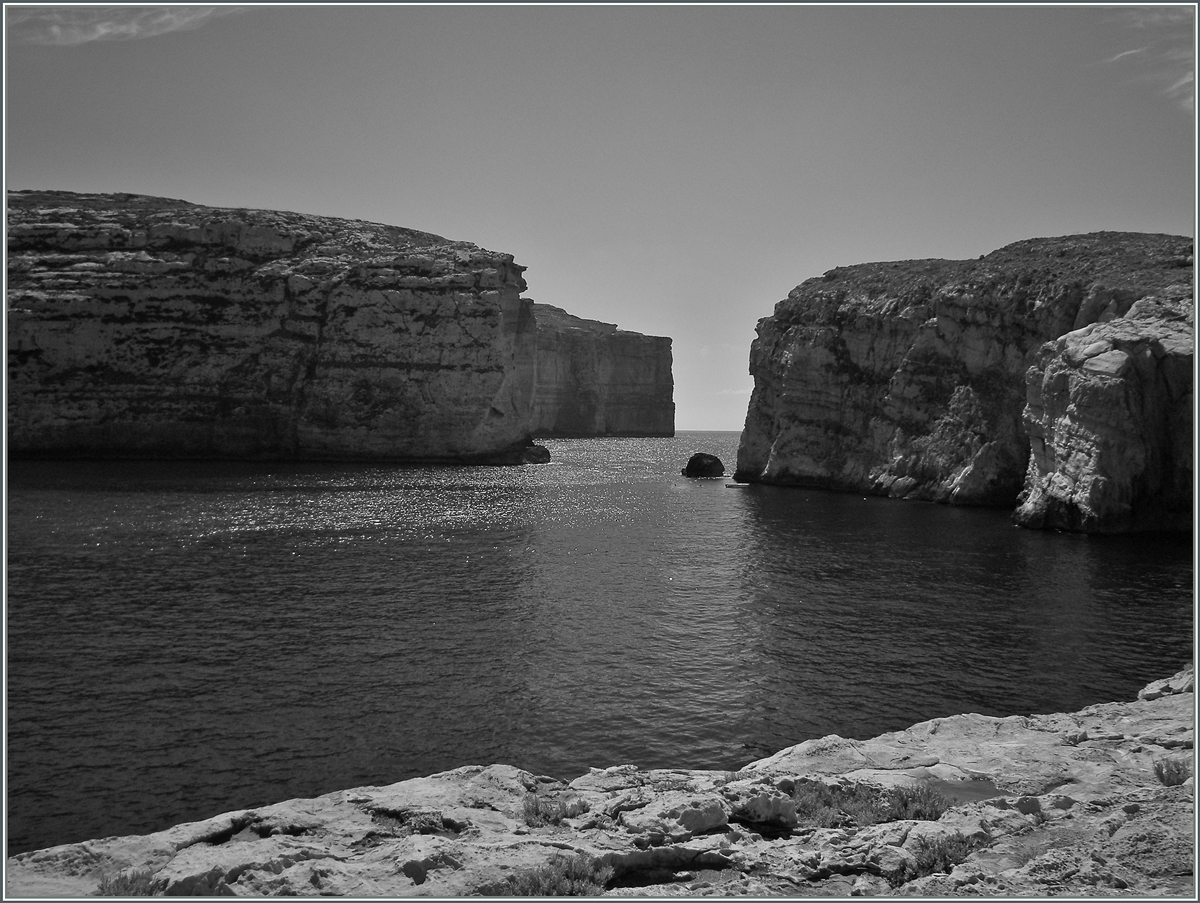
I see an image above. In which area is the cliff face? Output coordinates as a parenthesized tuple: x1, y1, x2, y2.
(7, 190, 539, 462)
(7, 192, 677, 457)
(735, 233, 1193, 532)
(1015, 293, 1193, 533)
(529, 302, 674, 437)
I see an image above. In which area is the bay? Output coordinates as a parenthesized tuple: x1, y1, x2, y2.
(5, 431, 1193, 855)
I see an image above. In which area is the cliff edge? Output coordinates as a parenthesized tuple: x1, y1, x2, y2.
(531, 302, 674, 437)
(6, 668, 1192, 897)
(734, 232, 1193, 533)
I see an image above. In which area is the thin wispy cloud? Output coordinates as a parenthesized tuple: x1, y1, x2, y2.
(1165, 71, 1195, 108)
(1102, 47, 1147, 64)
(6, 6, 244, 46)
(1117, 6, 1195, 30)
(1104, 6, 1195, 112)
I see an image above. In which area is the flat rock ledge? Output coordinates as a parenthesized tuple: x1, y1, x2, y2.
(6, 668, 1193, 898)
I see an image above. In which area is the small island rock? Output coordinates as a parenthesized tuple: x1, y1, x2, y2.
(521, 444, 552, 464)
(682, 453, 725, 478)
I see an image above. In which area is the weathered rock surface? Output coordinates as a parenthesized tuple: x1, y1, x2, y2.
(734, 233, 1193, 533)
(6, 190, 537, 462)
(6, 192, 675, 461)
(530, 302, 674, 437)
(1015, 294, 1194, 533)
(7, 667, 1192, 897)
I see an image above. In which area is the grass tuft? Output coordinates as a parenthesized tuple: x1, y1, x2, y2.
(792, 780, 950, 828)
(1153, 756, 1191, 786)
(886, 783, 950, 821)
(495, 852, 614, 896)
(523, 793, 590, 827)
(885, 832, 977, 885)
(909, 832, 976, 879)
(97, 868, 161, 896)
(793, 780, 882, 827)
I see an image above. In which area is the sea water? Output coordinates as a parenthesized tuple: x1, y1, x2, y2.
(5, 431, 1193, 855)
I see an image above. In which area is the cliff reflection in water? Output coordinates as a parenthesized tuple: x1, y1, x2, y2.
(5, 432, 1192, 857)
(730, 484, 1191, 748)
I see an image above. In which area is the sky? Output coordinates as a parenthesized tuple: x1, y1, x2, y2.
(4, 3, 1196, 431)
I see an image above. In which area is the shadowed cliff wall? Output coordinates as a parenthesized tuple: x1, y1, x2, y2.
(530, 302, 674, 437)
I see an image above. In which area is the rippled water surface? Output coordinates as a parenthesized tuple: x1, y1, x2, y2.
(6, 432, 1193, 854)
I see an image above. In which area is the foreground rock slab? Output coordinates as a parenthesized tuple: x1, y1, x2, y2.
(6, 667, 1192, 897)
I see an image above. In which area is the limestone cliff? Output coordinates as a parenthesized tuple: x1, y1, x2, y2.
(530, 302, 674, 437)
(1015, 294, 1193, 533)
(6, 667, 1193, 897)
(6, 190, 538, 462)
(734, 233, 1193, 533)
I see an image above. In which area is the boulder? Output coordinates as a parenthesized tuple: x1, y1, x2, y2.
(520, 444, 552, 464)
(682, 453, 725, 478)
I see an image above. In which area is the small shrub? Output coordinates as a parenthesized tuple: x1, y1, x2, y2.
(908, 832, 975, 880)
(370, 808, 457, 836)
(1153, 756, 1191, 787)
(523, 792, 590, 827)
(792, 780, 949, 828)
(793, 780, 890, 827)
(496, 852, 614, 896)
(886, 784, 950, 821)
(98, 868, 160, 896)
(792, 779, 839, 825)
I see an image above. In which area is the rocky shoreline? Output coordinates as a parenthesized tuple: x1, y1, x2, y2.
(6, 667, 1193, 897)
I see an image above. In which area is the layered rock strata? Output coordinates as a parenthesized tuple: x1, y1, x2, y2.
(6, 667, 1192, 897)
(530, 302, 674, 437)
(6, 191, 674, 461)
(734, 233, 1193, 532)
(6, 190, 536, 462)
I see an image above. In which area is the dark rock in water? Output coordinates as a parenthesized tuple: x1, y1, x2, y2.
(521, 444, 551, 464)
(682, 453, 724, 478)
